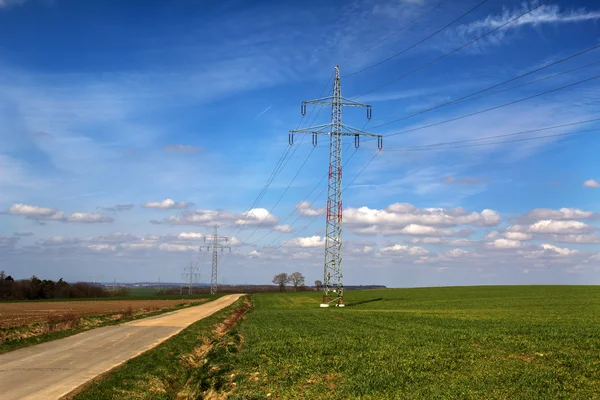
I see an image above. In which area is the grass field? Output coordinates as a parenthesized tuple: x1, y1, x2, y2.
(73, 286, 600, 399)
(232, 286, 600, 399)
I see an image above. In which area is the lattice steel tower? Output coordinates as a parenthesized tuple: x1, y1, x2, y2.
(289, 66, 382, 307)
(203, 225, 231, 295)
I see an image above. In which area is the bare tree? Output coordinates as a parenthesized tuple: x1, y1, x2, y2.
(272, 273, 290, 292)
(314, 280, 323, 291)
(289, 272, 305, 291)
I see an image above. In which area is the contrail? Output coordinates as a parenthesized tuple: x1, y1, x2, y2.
(254, 105, 272, 120)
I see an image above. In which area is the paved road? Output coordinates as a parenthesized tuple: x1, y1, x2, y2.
(0, 294, 244, 400)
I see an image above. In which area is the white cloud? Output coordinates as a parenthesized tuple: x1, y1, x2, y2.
(503, 232, 532, 241)
(282, 236, 325, 248)
(248, 250, 261, 259)
(36, 236, 80, 246)
(142, 198, 195, 209)
(351, 245, 374, 254)
(523, 244, 580, 258)
(295, 201, 324, 217)
(84, 232, 138, 243)
(88, 244, 117, 252)
(120, 243, 158, 251)
(66, 213, 114, 223)
(489, 238, 521, 249)
(457, 3, 600, 38)
(177, 232, 204, 240)
(540, 244, 578, 257)
(509, 220, 594, 234)
(485, 231, 500, 239)
(274, 225, 293, 233)
(550, 234, 600, 244)
(97, 204, 134, 212)
(7, 203, 57, 217)
(158, 243, 197, 252)
(584, 179, 600, 188)
(344, 204, 500, 234)
(520, 208, 597, 222)
(446, 248, 469, 258)
(234, 208, 278, 227)
(380, 244, 429, 256)
(152, 209, 235, 226)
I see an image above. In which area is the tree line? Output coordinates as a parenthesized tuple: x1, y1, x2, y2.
(272, 272, 310, 291)
(0, 271, 127, 300)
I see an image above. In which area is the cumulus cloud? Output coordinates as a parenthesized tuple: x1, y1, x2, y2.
(584, 179, 600, 188)
(274, 225, 294, 233)
(176, 232, 204, 240)
(88, 244, 117, 252)
(154, 209, 234, 226)
(503, 232, 532, 241)
(509, 220, 594, 234)
(549, 234, 600, 244)
(446, 248, 469, 258)
(485, 231, 500, 239)
(142, 198, 195, 209)
(36, 236, 80, 246)
(120, 243, 158, 251)
(234, 208, 278, 227)
(66, 213, 114, 223)
(164, 144, 203, 153)
(282, 236, 325, 248)
(158, 243, 198, 252)
(4, 203, 113, 223)
(380, 244, 429, 256)
(6, 204, 62, 219)
(523, 244, 579, 258)
(248, 250, 261, 259)
(488, 238, 521, 249)
(295, 201, 324, 217)
(84, 232, 138, 243)
(518, 208, 597, 222)
(344, 204, 501, 235)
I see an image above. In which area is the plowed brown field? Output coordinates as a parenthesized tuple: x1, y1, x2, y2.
(0, 299, 208, 328)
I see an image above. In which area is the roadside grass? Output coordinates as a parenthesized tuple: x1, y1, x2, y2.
(0, 295, 224, 354)
(227, 286, 600, 399)
(73, 296, 252, 400)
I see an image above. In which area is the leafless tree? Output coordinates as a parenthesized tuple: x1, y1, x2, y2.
(272, 273, 290, 292)
(289, 272, 305, 291)
(314, 280, 323, 291)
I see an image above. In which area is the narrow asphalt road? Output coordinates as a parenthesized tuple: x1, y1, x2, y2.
(0, 294, 244, 400)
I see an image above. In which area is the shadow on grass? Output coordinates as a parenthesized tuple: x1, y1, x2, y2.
(345, 298, 383, 307)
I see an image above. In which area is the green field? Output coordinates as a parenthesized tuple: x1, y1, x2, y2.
(75, 286, 600, 399)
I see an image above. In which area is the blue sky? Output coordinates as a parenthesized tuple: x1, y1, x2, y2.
(1, 0, 599, 287)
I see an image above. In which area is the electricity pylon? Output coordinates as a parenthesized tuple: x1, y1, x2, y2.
(202, 225, 231, 294)
(182, 263, 200, 295)
(289, 65, 382, 308)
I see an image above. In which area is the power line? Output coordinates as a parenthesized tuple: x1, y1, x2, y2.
(238, 146, 316, 245)
(229, 74, 334, 239)
(371, 74, 600, 139)
(263, 150, 380, 254)
(248, 145, 356, 247)
(345, 0, 489, 77)
(384, 127, 599, 152)
(353, 0, 550, 99)
(369, 44, 600, 128)
(343, 0, 452, 66)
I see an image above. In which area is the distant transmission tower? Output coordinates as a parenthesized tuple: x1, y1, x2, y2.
(182, 263, 200, 295)
(202, 225, 231, 294)
(289, 65, 382, 307)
